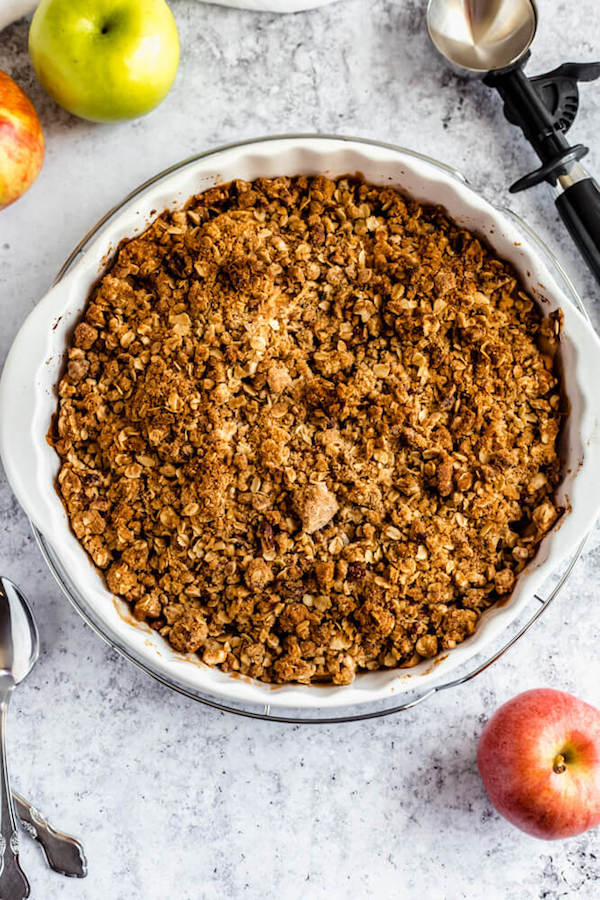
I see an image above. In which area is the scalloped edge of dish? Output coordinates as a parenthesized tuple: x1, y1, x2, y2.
(2, 135, 600, 709)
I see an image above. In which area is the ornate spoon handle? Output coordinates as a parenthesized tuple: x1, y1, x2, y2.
(13, 793, 87, 878)
(0, 679, 29, 899)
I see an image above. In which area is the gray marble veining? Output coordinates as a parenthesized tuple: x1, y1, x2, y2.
(1, 1, 600, 897)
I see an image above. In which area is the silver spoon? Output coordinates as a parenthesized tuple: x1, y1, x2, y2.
(0, 578, 88, 887)
(0, 576, 39, 898)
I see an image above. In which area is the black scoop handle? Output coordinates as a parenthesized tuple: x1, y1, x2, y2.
(484, 59, 600, 285)
(555, 177, 600, 284)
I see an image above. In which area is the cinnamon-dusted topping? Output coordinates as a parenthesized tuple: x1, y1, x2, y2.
(50, 175, 563, 684)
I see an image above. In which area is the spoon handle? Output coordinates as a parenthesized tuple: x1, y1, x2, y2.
(13, 793, 87, 878)
(0, 682, 29, 899)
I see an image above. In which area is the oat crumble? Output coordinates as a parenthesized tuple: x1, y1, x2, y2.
(50, 175, 563, 684)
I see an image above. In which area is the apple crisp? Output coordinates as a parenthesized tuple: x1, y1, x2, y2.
(50, 175, 563, 684)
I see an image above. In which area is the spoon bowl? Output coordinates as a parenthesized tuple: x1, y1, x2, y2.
(426, 0, 538, 72)
(0, 577, 39, 684)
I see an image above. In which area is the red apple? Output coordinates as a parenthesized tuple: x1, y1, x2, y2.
(477, 688, 600, 839)
(0, 71, 44, 211)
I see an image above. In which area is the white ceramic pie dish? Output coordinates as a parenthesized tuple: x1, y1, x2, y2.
(2, 135, 600, 711)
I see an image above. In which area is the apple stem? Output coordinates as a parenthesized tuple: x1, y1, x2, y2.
(553, 754, 567, 774)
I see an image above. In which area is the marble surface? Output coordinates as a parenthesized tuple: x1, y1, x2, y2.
(1, 1, 600, 897)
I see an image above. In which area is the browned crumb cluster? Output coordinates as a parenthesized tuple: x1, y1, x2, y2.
(50, 175, 563, 685)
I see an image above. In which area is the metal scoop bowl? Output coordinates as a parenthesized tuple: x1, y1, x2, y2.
(427, 0, 537, 72)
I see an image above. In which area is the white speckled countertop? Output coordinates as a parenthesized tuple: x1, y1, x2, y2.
(2, 1, 600, 897)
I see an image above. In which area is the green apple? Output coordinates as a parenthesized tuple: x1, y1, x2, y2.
(29, 0, 180, 123)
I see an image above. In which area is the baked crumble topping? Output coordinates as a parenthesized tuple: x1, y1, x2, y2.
(50, 175, 563, 684)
